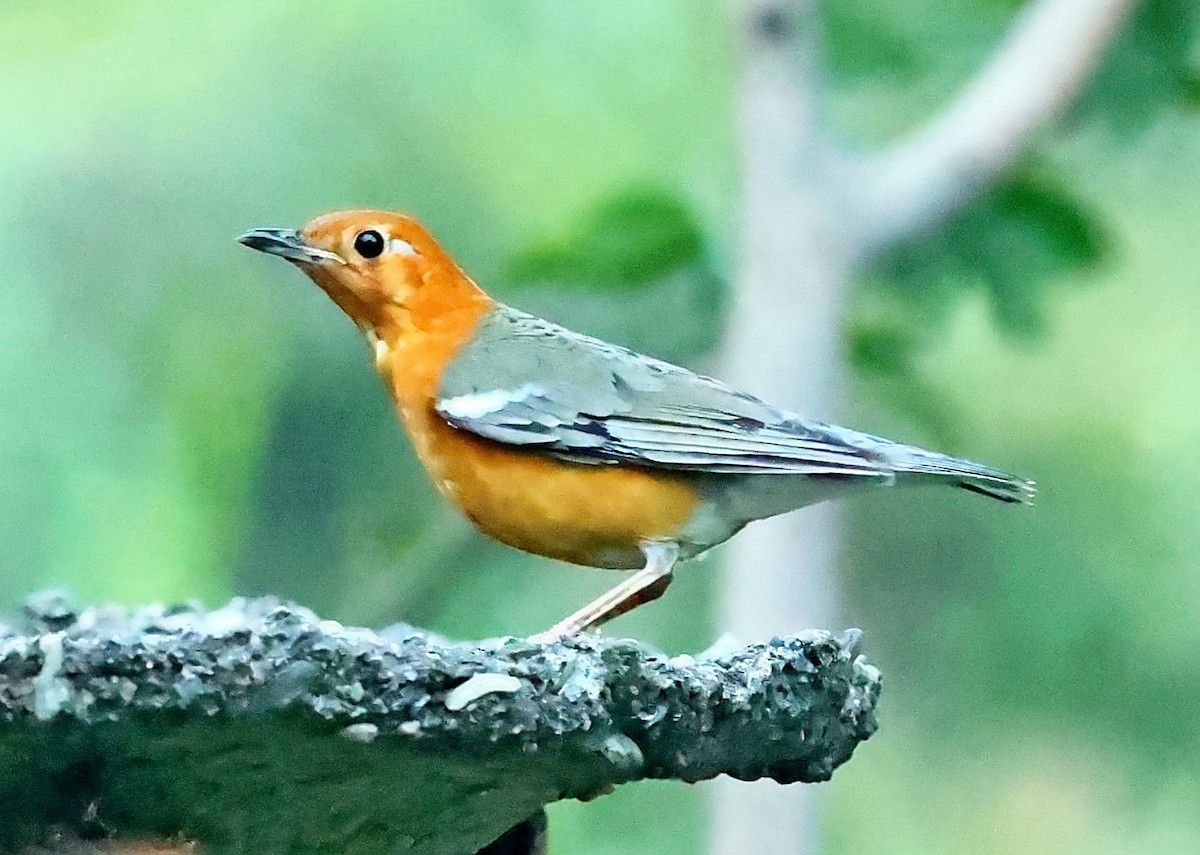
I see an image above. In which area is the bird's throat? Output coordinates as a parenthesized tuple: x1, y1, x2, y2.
(370, 299, 494, 414)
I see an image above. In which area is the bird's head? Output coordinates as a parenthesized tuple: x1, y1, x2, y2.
(239, 209, 489, 338)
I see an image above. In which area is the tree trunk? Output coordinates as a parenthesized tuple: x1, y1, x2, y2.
(711, 0, 1138, 851)
(712, 3, 855, 853)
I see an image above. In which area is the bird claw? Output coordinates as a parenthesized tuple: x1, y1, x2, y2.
(526, 623, 584, 645)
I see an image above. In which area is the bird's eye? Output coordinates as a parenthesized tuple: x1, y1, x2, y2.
(353, 230, 385, 259)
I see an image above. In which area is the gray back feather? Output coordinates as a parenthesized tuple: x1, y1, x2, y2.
(436, 307, 891, 479)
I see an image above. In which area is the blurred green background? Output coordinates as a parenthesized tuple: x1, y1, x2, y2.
(1, 1, 1197, 853)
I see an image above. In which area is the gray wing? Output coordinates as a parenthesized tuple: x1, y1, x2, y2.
(435, 307, 891, 480)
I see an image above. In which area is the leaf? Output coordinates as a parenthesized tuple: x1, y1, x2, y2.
(849, 315, 921, 376)
(869, 163, 1108, 339)
(505, 186, 707, 291)
(500, 185, 726, 369)
(823, 0, 921, 82)
(1073, 0, 1200, 133)
(850, 161, 1109, 434)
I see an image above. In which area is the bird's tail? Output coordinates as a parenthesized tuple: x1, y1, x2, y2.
(887, 445, 1036, 504)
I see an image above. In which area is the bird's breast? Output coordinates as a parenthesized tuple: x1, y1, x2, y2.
(398, 402, 703, 569)
(374, 317, 706, 569)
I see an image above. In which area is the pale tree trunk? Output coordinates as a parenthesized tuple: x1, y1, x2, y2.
(711, 1, 1141, 853)
(712, 5, 855, 852)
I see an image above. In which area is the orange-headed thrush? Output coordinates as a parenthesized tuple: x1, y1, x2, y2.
(239, 210, 1034, 640)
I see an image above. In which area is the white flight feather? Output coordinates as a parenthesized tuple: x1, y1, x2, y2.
(439, 384, 545, 420)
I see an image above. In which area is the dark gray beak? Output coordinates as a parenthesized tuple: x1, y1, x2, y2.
(237, 227, 345, 265)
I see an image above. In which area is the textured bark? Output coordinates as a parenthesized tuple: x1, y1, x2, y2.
(0, 593, 879, 855)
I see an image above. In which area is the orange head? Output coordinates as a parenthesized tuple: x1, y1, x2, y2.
(239, 210, 491, 339)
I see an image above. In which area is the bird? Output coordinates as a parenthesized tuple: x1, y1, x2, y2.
(238, 210, 1034, 641)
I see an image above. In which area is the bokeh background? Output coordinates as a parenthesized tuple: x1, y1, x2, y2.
(1, 2, 1197, 853)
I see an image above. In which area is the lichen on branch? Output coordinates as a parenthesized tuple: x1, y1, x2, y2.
(0, 594, 880, 854)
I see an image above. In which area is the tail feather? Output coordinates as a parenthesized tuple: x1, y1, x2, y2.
(954, 474, 1037, 504)
(886, 445, 1036, 505)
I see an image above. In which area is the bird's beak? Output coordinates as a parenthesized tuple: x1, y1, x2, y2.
(237, 227, 346, 265)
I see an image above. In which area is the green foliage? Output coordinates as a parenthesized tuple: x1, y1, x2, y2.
(850, 164, 1107, 443)
(1075, 0, 1200, 132)
(822, 1, 921, 82)
(506, 187, 707, 290)
(821, 0, 1012, 119)
(828, 0, 1187, 385)
(873, 165, 1107, 339)
(499, 185, 726, 366)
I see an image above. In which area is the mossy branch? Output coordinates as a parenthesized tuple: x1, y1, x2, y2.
(0, 594, 880, 854)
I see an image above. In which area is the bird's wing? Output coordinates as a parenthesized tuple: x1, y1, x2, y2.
(435, 306, 891, 479)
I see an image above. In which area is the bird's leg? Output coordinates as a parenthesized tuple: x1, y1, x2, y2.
(529, 542, 680, 644)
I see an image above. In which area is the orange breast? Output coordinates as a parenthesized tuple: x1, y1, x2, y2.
(373, 303, 698, 569)
(401, 406, 700, 569)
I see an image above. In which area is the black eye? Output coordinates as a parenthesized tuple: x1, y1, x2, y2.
(353, 230, 384, 259)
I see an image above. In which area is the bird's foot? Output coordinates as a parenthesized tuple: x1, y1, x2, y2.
(526, 622, 583, 645)
(527, 542, 679, 644)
